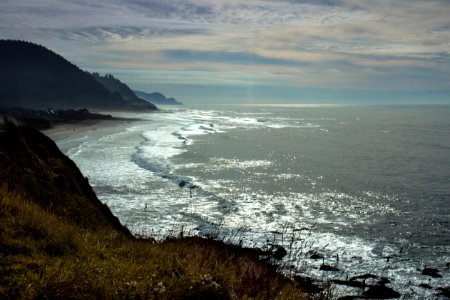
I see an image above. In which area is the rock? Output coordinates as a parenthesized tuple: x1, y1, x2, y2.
(319, 264, 339, 272)
(419, 283, 432, 289)
(270, 245, 287, 260)
(332, 279, 367, 288)
(362, 284, 401, 299)
(438, 286, 450, 298)
(273, 246, 287, 260)
(422, 267, 442, 278)
(350, 273, 378, 281)
(309, 252, 324, 260)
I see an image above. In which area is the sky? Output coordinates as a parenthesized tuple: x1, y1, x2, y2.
(1, 0, 450, 105)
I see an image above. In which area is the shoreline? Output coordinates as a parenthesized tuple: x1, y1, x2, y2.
(1, 122, 309, 299)
(42, 118, 137, 141)
(39, 109, 449, 299)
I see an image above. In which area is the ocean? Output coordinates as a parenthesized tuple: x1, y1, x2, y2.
(56, 104, 450, 298)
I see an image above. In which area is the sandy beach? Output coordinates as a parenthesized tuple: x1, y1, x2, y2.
(42, 119, 129, 141)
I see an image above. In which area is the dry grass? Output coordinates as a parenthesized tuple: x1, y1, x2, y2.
(0, 186, 311, 299)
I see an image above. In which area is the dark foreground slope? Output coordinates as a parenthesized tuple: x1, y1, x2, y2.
(0, 40, 156, 111)
(0, 122, 131, 234)
(0, 123, 311, 299)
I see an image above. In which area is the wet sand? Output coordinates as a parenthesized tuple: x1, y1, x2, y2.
(42, 119, 129, 141)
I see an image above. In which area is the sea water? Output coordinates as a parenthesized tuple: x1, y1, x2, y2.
(56, 104, 450, 298)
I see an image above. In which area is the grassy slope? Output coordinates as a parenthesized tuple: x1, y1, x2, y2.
(0, 123, 312, 299)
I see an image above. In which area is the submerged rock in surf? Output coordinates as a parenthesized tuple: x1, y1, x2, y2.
(419, 283, 432, 289)
(349, 273, 378, 281)
(308, 251, 324, 260)
(438, 286, 450, 298)
(319, 264, 339, 272)
(422, 267, 442, 278)
(332, 279, 367, 288)
(362, 284, 400, 299)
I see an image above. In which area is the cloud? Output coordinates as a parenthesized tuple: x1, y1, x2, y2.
(0, 0, 449, 103)
(53, 26, 207, 44)
(161, 49, 310, 67)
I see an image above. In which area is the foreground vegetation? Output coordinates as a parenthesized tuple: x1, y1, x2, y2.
(0, 122, 312, 299)
(0, 187, 309, 299)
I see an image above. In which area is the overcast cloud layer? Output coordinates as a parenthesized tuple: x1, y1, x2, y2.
(1, 0, 449, 103)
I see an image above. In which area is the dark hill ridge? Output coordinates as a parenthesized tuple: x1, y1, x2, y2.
(93, 73, 157, 110)
(93, 73, 137, 101)
(134, 90, 182, 105)
(0, 40, 156, 111)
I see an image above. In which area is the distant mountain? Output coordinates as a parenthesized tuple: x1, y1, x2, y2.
(0, 40, 157, 111)
(134, 90, 182, 105)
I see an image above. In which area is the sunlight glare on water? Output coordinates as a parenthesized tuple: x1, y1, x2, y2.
(57, 105, 450, 299)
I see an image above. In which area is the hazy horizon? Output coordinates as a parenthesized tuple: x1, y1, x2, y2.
(1, 0, 449, 105)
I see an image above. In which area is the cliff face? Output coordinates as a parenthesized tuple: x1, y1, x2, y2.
(0, 40, 156, 111)
(0, 122, 131, 236)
